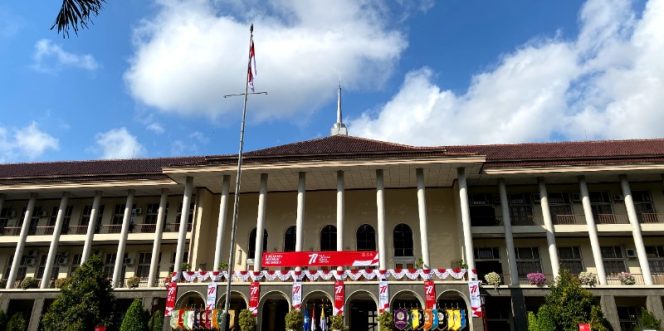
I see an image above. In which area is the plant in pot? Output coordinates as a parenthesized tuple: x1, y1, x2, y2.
(578, 272, 597, 287)
(54, 277, 70, 289)
(126, 276, 140, 288)
(218, 262, 229, 271)
(527, 273, 546, 286)
(377, 311, 396, 331)
(618, 272, 636, 285)
(238, 309, 256, 331)
(331, 314, 345, 331)
(180, 263, 191, 271)
(285, 309, 304, 331)
(484, 272, 502, 288)
(20, 277, 38, 289)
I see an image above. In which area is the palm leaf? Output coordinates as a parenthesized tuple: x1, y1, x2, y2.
(51, 0, 105, 37)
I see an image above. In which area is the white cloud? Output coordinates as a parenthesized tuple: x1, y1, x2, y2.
(94, 128, 145, 159)
(31, 39, 99, 73)
(146, 122, 165, 134)
(351, 0, 664, 145)
(0, 122, 59, 162)
(124, 0, 409, 120)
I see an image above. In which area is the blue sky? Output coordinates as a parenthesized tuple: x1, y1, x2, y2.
(0, 0, 661, 163)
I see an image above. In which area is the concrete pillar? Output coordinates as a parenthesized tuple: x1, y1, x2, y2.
(6, 194, 36, 289)
(646, 295, 664, 327)
(214, 176, 231, 271)
(27, 298, 45, 331)
(457, 168, 476, 276)
(600, 295, 620, 331)
(174, 176, 194, 274)
(41, 193, 69, 288)
(376, 169, 387, 270)
(498, 179, 520, 286)
(579, 176, 607, 285)
(112, 190, 135, 288)
(81, 191, 102, 264)
(336, 171, 345, 252)
(295, 172, 305, 252)
(148, 190, 169, 287)
(620, 175, 653, 285)
(538, 178, 560, 278)
(416, 168, 430, 269)
(253, 173, 268, 271)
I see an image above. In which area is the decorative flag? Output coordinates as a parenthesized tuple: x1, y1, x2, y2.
(311, 306, 316, 331)
(378, 281, 389, 312)
(437, 309, 445, 330)
(468, 281, 483, 317)
(394, 308, 408, 330)
(292, 281, 302, 310)
(249, 281, 260, 316)
(228, 309, 236, 329)
(320, 305, 328, 331)
(432, 309, 439, 329)
(424, 280, 437, 309)
(446, 309, 455, 330)
(211, 309, 219, 329)
(248, 25, 257, 92)
(185, 310, 194, 331)
(169, 310, 179, 330)
(460, 309, 467, 330)
(303, 306, 311, 331)
(165, 281, 177, 316)
(207, 283, 217, 310)
(178, 309, 185, 329)
(333, 280, 345, 316)
(411, 309, 421, 329)
(453, 309, 461, 331)
(423, 309, 433, 331)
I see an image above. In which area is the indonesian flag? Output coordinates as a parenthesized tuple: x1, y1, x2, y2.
(248, 32, 257, 92)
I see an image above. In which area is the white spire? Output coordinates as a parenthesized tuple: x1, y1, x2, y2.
(331, 83, 348, 136)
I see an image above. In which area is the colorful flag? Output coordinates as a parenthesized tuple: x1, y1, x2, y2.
(320, 306, 327, 331)
(311, 306, 316, 331)
(248, 25, 257, 92)
(303, 306, 311, 331)
(460, 309, 467, 330)
(432, 309, 439, 329)
(411, 309, 420, 329)
(423, 308, 433, 331)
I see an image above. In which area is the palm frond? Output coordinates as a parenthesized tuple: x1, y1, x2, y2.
(51, 0, 105, 38)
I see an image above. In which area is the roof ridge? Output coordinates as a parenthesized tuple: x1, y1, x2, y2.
(444, 137, 664, 149)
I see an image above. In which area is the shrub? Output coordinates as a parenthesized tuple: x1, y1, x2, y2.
(20, 277, 38, 289)
(126, 276, 141, 288)
(618, 272, 636, 285)
(7, 313, 27, 331)
(527, 311, 538, 331)
(484, 272, 502, 287)
(120, 299, 149, 331)
(636, 308, 663, 331)
(0, 310, 7, 330)
(148, 310, 163, 331)
(527, 273, 546, 286)
(377, 311, 395, 331)
(578, 272, 597, 287)
(54, 277, 69, 289)
(238, 309, 255, 331)
(331, 314, 344, 330)
(285, 309, 304, 330)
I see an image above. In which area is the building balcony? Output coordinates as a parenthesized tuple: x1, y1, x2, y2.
(0, 226, 21, 236)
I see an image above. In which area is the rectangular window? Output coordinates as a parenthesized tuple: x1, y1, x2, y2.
(515, 247, 542, 278)
(633, 191, 657, 223)
(509, 194, 533, 225)
(176, 203, 195, 230)
(144, 203, 160, 224)
(548, 193, 576, 224)
(112, 204, 125, 225)
(590, 192, 614, 224)
(469, 193, 499, 226)
(136, 252, 152, 279)
(103, 253, 116, 279)
(646, 245, 664, 274)
(49, 206, 73, 234)
(80, 205, 104, 234)
(601, 246, 627, 274)
(558, 246, 583, 274)
(69, 254, 82, 275)
(474, 247, 502, 282)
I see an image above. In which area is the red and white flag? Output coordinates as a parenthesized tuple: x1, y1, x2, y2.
(248, 28, 257, 92)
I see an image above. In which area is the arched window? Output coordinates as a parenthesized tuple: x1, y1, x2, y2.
(320, 225, 337, 251)
(393, 224, 413, 257)
(248, 228, 268, 259)
(356, 224, 376, 251)
(284, 226, 296, 252)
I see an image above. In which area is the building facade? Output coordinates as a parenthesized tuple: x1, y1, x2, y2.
(1, 131, 664, 330)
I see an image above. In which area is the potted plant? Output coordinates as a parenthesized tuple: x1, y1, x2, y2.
(238, 309, 256, 331)
(218, 262, 229, 271)
(578, 272, 597, 287)
(20, 277, 38, 289)
(285, 309, 304, 331)
(377, 311, 395, 331)
(527, 273, 546, 286)
(180, 263, 191, 271)
(451, 259, 468, 269)
(484, 272, 502, 288)
(54, 277, 70, 289)
(331, 314, 345, 331)
(618, 272, 636, 285)
(126, 276, 140, 288)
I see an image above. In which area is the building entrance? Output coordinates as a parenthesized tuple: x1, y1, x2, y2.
(260, 293, 289, 331)
(347, 292, 377, 331)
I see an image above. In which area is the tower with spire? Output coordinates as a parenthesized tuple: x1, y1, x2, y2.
(330, 84, 348, 136)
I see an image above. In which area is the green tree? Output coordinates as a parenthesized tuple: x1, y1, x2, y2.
(636, 308, 663, 331)
(238, 309, 256, 331)
(148, 310, 163, 331)
(0, 310, 7, 330)
(53, 0, 104, 37)
(120, 299, 149, 331)
(41, 255, 116, 331)
(7, 313, 27, 331)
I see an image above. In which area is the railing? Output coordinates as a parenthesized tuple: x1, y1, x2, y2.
(638, 213, 664, 223)
(606, 273, 646, 285)
(35, 225, 55, 235)
(133, 224, 157, 233)
(553, 214, 585, 225)
(511, 215, 536, 226)
(517, 274, 555, 286)
(0, 226, 21, 236)
(101, 224, 123, 233)
(653, 273, 664, 285)
(163, 222, 193, 232)
(595, 213, 629, 224)
(69, 225, 89, 234)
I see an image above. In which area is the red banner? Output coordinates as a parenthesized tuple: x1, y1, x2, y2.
(424, 280, 436, 309)
(333, 281, 345, 316)
(164, 281, 177, 317)
(249, 281, 260, 316)
(262, 251, 378, 267)
(578, 324, 591, 331)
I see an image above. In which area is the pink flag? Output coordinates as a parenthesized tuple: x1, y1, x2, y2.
(248, 35, 257, 91)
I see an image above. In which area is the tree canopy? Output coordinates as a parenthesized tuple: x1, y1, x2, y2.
(53, 0, 104, 37)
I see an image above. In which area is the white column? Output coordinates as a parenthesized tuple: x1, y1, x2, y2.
(81, 191, 102, 264)
(416, 168, 431, 269)
(253, 173, 268, 272)
(213, 176, 231, 271)
(174, 176, 194, 274)
(112, 190, 135, 287)
(579, 176, 607, 285)
(457, 168, 476, 277)
(295, 172, 306, 252)
(539, 179, 560, 278)
(336, 171, 345, 252)
(6, 195, 36, 289)
(147, 190, 169, 287)
(41, 193, 69, 288)
(376, 169, 387, 270)
(620, 175, 653, 285)
(498, 179, 520, 286)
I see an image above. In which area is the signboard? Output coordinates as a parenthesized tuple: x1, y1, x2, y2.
(249, 281, 260, 316)
(333, 280, 345, 316)
(424, 280, 436, 309)
(292, 281, 302, 310)
(206, 283, 217, 310)
(468, 281, 483, 318)
(262, 251, 378, 267)
(164, 281, 177, 317)
(378, 281, 389, 312)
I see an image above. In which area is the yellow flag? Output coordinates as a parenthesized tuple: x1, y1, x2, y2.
(411, 309, 420, 329)
(452, 309, 462, 331)
(446, 309, 455, 329)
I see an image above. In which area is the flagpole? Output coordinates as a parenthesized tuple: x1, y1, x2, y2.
(220, 23, 254, 331)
